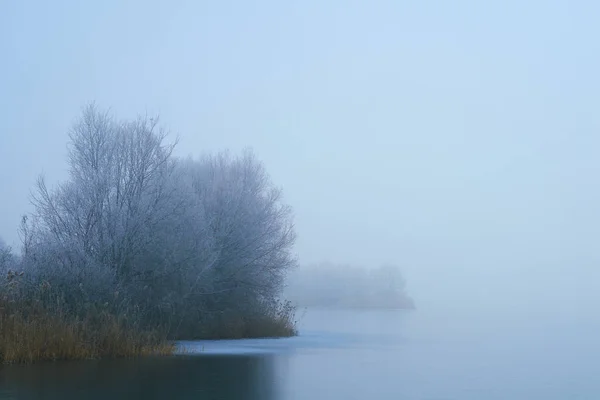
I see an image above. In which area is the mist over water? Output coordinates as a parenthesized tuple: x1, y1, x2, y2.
(3, 0, 600, 398)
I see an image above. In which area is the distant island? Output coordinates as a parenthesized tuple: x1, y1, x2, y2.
(285, 263, 415, 310)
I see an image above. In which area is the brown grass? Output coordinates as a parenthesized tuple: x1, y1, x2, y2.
(0, 308, 174, 364)
(0, 271, 297, 364)
(0, 297, 174, 364)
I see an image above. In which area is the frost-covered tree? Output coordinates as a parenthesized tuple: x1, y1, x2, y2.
(165, 150, 297, 334)
(0, 236, 9, 271)
(0, 236, 19, 281)
(31, 105, 178, 280)
(197, 151, 295, 291)
(17, 104, 298, 336)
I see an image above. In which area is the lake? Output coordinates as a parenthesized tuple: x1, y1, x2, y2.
(1, 306, 599, 399)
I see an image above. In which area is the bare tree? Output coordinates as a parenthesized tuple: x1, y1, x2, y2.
(30, 104, 179, 282)
(17, 104, 298, 337)
(0, 236, 11, 273)
(170, 149, 297, 323)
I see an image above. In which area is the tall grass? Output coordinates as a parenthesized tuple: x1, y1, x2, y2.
(0, 271, 174, 364)
(0, 270, 297, 364)
(0, 306, 174, 364)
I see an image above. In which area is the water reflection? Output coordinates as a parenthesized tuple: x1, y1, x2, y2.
(0, 354, 278, 400)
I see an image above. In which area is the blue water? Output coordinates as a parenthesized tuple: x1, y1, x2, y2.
(2, 307, 599, 399)
(279, 307, 600, 399)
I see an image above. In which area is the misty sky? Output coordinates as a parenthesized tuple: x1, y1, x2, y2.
(2, 0, 600, 308)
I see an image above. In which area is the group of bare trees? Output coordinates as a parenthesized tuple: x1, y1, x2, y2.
(2, 104, 297, 338)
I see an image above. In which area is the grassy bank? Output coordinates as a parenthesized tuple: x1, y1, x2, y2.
(0, 274, 297, 364)
(0, 295, 174, 364)
(0, 300, 297, 365)
(0, 309, 175, 364)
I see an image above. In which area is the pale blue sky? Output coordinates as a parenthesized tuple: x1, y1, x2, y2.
(2, 0, 600, 307)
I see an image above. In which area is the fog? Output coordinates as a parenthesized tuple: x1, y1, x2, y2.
(2, 0, 600, 318)
(286, 263, 415, 309)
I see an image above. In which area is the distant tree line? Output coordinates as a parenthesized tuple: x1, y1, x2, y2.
(285, 262, 415, 309)
(0, 104, 297, 362)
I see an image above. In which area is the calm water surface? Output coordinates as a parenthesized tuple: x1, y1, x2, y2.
(1, 307, 599, 399)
